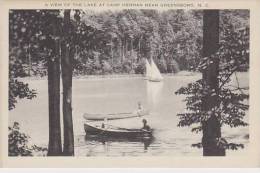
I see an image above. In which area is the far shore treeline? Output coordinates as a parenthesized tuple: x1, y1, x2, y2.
(9, 9, 249, 78)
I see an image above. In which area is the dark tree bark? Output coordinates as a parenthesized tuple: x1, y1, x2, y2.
(61, 10, 74, 156)
(47, 19, 62, 156)
(202, 10, 225, 156)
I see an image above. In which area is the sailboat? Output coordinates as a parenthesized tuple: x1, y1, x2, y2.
(146, 58, 163, 82)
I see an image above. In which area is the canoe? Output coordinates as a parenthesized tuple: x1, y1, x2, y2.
(148, 78, 163, 82)
(84, 122, 153, 138)
(83, 110, 149, 121)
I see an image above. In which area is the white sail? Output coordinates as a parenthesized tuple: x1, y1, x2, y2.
(145, 58, 163, 82)
(145, 59, 152, 79)
(151, 58, 163, 80)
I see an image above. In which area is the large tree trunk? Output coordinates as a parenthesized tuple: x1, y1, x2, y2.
(47, 20, 62, 156)
(61, 10, 74, 156)
(202, 10, 225, 156)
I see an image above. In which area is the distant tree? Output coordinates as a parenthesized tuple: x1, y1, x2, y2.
(102, 60, 113, 74)
(10, 10, 249, 76)
(134, 57, 146, 74)
(157, 57, 167, 73)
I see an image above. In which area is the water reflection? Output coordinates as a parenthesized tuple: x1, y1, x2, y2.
(84, 135, 154, 152)
(146, 81, 163, 110)
(10, 74, 248, 156)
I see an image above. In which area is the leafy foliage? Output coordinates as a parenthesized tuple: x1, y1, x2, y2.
(10, 10, 249, 78)
(9, 10, 66, 109)
(191, 140, 244, 150)
(9, 10, 249, 78)
(9, 9, 250, 154)
(175, 11, 249, 150)
(9, 122, 47, 156)
(9, 9, 204, 78)
(9, 47, 37, 110)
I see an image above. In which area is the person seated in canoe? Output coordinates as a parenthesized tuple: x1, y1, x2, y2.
(141, 119, 151, 131)
(136, 101, 144, 116)
(101, 118, 108, 129)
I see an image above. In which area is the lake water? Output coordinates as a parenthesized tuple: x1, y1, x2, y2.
(9, 73, 249, 156)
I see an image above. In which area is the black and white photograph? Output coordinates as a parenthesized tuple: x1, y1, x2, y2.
(8, 8, 250, 158)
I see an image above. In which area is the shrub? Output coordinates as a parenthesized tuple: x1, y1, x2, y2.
(8, 122, 47, 156)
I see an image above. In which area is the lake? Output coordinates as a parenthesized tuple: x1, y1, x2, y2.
(9, 72, 249, 156)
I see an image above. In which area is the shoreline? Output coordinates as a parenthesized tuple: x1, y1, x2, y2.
(18, 71, 200, 81)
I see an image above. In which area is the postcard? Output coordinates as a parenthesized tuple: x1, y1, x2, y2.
(0, 0, 260, 168)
